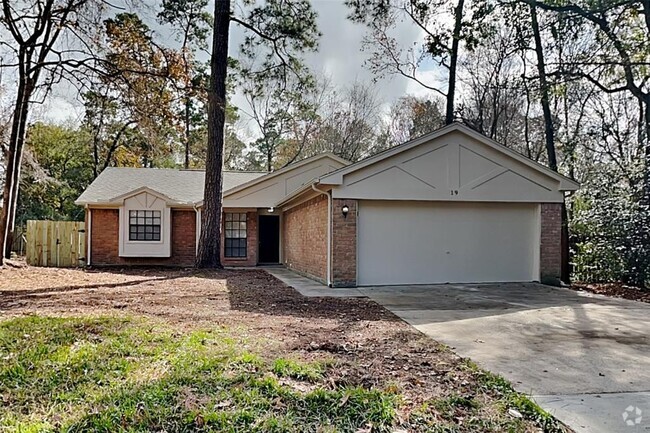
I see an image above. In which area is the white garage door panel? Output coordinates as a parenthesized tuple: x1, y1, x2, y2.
(357, 201, 538, 285)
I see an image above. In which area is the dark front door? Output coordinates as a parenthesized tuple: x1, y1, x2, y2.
(258, 215, 280, 263)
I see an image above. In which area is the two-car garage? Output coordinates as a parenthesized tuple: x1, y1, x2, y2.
(278, 123, 578, 287)
(356, 201, 539, 286)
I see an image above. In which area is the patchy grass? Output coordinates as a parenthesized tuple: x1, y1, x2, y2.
(272, 358, 324, 382)
(0, 316, 396, 432)
(469, 361, 565, 433)
(0, 267, 570, 432)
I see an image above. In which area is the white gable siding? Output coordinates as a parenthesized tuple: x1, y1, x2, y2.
(330, 130, 564, 203)
(223, 156, 347, 208)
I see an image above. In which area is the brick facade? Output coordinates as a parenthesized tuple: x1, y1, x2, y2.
(221, 210, 258, 267)
(282, 195, 328, 283)
(540, 203, 562, 285)
(331, 199, 357, 287)
(90, 208, 196, 266)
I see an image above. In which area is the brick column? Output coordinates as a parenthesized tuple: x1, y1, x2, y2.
(331, 199, 357, 287)
(540, 203, 562, 285)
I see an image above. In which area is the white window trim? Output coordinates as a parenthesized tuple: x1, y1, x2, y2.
(127, 209, 163, 243)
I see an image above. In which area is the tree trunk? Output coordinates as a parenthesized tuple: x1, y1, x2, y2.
(1, 78, 32, 260)
(529, 3, 557, 171)
(644, 96, 650, 205)
(184, 96, 191, 169)
(530, 3, 569, 283)
(196, 0, 230, 268)
(445, 0, 465, 125)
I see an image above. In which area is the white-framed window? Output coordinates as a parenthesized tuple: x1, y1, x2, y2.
(129, 210, 162, 241)
(225, 212, 247, 258)
(119, 191, 170, 258)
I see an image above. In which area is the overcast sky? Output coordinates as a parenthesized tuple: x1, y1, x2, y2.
(33, 0, 434, 125)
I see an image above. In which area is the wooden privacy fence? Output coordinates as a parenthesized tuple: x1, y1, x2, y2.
(26, 220, 86, 267)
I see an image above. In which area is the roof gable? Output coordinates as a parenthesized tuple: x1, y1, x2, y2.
(321, 124, 578, 204)
(220, 153, 349, 208)
(109, 186, 175, 204)
(320, 123, 579, 192)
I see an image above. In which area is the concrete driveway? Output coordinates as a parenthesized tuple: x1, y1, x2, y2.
(358, 283, 650, 433)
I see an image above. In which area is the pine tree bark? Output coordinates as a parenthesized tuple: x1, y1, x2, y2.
(196, 0, 230, 267)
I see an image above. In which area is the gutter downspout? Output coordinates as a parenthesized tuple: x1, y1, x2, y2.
(86, 205, 91, 266)
(311, 183, 332, 287)
(193, 203, 201, 256)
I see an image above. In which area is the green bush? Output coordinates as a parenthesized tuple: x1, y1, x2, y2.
(571, 178, 650, 288)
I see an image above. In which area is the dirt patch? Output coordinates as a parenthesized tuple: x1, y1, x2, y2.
(572, 282, 650, 304)
(0, 265, 566, 431)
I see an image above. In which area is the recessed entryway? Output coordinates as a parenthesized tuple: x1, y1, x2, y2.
(258, 215, 280, 264)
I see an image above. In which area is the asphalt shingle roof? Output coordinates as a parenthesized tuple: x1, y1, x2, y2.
(75, 167, 266, 205)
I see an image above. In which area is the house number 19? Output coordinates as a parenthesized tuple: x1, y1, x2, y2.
(450, 190, 459, 195)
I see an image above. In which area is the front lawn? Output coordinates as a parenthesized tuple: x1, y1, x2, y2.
(0, 266, 569, 432)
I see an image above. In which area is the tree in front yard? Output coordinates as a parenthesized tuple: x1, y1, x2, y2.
(197, 0, 320, 267)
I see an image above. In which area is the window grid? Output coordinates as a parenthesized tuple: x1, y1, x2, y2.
(129, 210, 161, 241)
(225, 212, 247, 258)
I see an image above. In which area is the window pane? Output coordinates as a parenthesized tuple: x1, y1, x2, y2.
(224, 213, 247, 259)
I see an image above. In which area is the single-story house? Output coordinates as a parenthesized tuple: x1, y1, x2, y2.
(76, 123, 578, 287)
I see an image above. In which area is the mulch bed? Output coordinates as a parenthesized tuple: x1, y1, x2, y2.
(572, 282, 650, 303)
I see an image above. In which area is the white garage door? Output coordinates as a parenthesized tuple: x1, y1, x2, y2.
(357, 201, 539, 286)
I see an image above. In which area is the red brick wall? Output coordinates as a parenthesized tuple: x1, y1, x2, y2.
(220, 211, 258, 267)
(90, 208, 196, 266)
(282, 195, 327, 282)
(171, 210, 197, 266)
(540, 203, 562, 284)
(331, 199, 357, 287)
